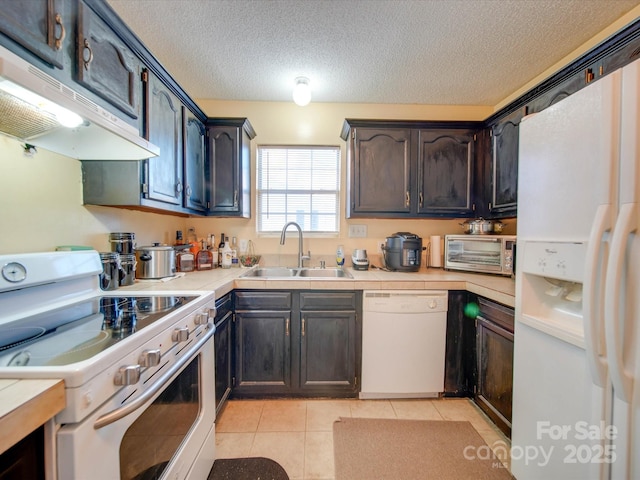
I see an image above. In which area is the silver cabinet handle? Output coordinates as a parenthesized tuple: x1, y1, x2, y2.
(233, 190, 238, 207)
(285, 318, 290, 337)
(302, 318, 306, 337)
(94, 326, 214, 430)
(405, 191, 410, 207)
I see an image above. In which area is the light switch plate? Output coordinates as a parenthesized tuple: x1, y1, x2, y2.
(348, 224, 367, 238)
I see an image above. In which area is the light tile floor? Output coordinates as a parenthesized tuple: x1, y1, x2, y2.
(215, 398, 511, 480)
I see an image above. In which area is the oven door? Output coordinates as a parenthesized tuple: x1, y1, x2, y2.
(56, 331, 215, 480)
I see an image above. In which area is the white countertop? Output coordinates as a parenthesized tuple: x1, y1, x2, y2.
(120, 266, 515, 307)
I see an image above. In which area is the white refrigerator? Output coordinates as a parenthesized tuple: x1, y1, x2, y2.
(512, 57, 640, 480)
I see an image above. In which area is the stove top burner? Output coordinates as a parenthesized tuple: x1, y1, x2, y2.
(0, 294, 197, 366)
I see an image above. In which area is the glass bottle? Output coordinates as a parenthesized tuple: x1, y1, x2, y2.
(187, 227, 199, 256)
(231, 236, 239, 267)
(196, 249, 214, 270)
(221, 236, 232, 268)
(218, 233, 225, 266)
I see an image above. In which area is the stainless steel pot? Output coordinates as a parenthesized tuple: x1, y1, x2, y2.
(459, 218, 507, 235)
(135, 244, 176, 279)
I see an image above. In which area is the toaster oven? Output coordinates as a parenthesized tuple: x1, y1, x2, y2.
(444, 235, 516, 276)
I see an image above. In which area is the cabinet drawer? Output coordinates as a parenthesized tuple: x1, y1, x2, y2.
(477, 297, 514, 333)
(300, 292, 357, 311)
(235, 291, 292, 310)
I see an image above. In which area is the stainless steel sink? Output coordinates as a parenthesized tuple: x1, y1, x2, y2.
(297, 268, 352, 278)
(240, 267, 298, 277)
(240, 267, 352, 279)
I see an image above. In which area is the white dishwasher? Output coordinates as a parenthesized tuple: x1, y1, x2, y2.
(360, 290, 448, 399)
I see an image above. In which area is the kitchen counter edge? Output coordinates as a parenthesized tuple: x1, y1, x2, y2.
(119, 267, 515, 307)
(0, 378, 65, 455)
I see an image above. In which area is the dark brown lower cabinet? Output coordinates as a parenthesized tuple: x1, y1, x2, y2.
(475, 297, 514, 437)
(0, 426, 45, 480)
(444, 290, 476, 397)
(232, 290, 361, 398)
(214, 293, 233, 415)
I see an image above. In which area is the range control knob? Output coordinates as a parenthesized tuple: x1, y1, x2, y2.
(114, 365, 141, 386)
(208, 307, 217, 319)
(139, 349, 162, 367)
(194, 313, 209, 325)
(172, 327, 189, 343)
(428, 299, 438, 309)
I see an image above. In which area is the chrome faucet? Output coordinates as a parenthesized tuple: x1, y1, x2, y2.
(280, 221, 310, 268)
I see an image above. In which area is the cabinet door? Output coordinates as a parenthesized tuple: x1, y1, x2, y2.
(489, 109, 523, 216)
(0, 0, 65, 68)
(476, 316, 513, 437)
(143, 71, 183, 205)
(417, 129, 474, 216)
(77, 1, 140, 118)
(351, 128, 412, 215)
(214, 309, 232, 414)
(208, 125, 240, 214)
(444, 291, 476, 397)
(299, 311, 357, 394)
(234, 311, 291, 394)
(184, 109, 207, 212)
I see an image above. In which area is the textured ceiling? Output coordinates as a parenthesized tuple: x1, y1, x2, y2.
(106, 0, 639, 106)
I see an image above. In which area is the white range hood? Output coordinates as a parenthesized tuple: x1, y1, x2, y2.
(0, 44, 159, 160)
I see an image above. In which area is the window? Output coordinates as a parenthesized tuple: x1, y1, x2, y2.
(257, 146, 340, 234)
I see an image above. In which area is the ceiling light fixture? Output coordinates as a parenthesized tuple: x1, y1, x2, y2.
(292, 76, 311, 106)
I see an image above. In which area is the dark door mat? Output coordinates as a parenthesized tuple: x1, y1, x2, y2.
(208, 457, 290, 480)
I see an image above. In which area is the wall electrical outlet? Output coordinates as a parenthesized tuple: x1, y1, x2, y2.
(348, 224, 367, 238)
(239, 239, 248, 252)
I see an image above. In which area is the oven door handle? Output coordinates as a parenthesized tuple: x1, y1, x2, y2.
(94, 325, 215, 430)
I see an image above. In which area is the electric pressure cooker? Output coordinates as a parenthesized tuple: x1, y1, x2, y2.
(381, 232, 423, 271)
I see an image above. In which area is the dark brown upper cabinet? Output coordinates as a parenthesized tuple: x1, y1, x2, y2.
(342, 120, 480, 218)
(485, 108, 524, 218)
(349, 127, 413, 216)
(206, 118, 256, 218)
(143, 69, 183, 206)
(183, 108, 207, 213)
(417, 129, 474, 217)
(76, 0, 140, 118)
(0, 0, 66, 68)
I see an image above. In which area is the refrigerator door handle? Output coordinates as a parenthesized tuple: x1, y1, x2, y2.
(584, 203, 613, 387)
(604, 202, 637, 402)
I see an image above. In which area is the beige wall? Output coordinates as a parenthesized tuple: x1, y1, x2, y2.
(0, 135, 184, 254)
